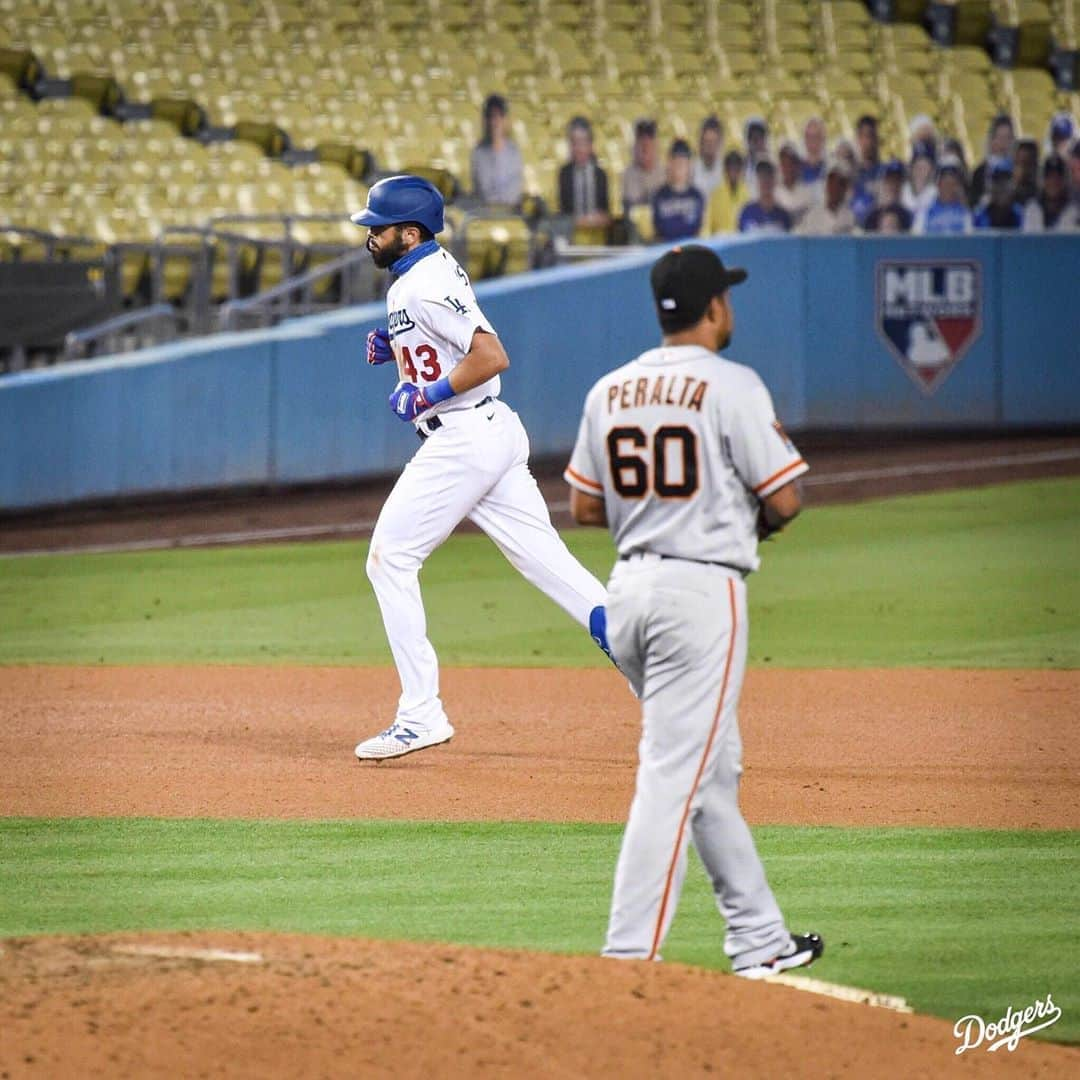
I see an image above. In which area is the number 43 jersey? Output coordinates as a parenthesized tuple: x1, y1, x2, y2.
(385, 246, 499, 414)
(565, 344, 808, 574)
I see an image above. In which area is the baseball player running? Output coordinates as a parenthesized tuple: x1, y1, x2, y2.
(565, 244, 824, 976)
(351, 175, 611, 760)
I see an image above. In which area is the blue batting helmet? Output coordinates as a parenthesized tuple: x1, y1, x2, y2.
(350, 174, 445, 234)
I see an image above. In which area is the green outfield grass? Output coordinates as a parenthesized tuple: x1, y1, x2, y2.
(0, 818, 1076, 1043)
(1, 478, 1077, 668)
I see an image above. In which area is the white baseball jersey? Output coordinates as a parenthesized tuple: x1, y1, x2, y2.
(565, 344, 807, 573)
(385, 246, 499, 415)
(356, 240, 608, 745)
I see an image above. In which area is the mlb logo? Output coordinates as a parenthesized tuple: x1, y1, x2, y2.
(875, 260, 983, 396)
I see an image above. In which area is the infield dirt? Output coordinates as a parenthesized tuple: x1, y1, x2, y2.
(1, 932, 1077, 1080)
(2, 664, 1076, 828)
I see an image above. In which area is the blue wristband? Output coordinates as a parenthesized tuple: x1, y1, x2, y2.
(424, 375, 456, 406)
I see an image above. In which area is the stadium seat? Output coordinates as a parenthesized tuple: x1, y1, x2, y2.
(0, 0, 1069, 347)
(461, 214, 532, 280)
(775, 2, 812, 26)
(772, 24, 815, 52)
(830, 0, 874, 21)
(829, 22, 873, 51)
(889, 0, 933, 20)
(823, 69, 870, 99)
(778, 51, 817, 77)
(942, 0, 996, 46)
(994, 0, 1055, 65)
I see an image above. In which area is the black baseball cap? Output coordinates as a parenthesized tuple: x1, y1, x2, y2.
(650, 245, 748, 333)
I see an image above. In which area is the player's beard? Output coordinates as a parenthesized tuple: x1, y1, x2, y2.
(368, 227, 409, 269)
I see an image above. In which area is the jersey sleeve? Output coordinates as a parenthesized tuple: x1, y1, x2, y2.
(414, 294, 495, 358)
(564, 387, 605, 497)
(726, 373, 808, 498)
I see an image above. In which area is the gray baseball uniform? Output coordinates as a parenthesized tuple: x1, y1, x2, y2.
(565, 343, 808, 966)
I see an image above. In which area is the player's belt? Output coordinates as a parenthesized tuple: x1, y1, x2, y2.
(618, 551, 747, 576)
(417, 396, 495, 440)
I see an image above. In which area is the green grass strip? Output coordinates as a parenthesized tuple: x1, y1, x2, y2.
(0, 477, 1076, 667)
(1, 819, 1076, 1042)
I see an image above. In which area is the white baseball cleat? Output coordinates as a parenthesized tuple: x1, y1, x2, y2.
(354, 720, 455, 761)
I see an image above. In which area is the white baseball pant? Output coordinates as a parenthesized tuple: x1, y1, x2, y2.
(366, 398, 608, 727)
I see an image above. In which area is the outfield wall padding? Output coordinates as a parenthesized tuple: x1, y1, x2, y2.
(1, 235, 1077, 510)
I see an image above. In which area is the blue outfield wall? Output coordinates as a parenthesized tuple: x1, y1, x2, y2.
(1, 234, 1078, 510)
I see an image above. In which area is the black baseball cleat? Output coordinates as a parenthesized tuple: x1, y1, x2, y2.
(733, 932, 825, 980)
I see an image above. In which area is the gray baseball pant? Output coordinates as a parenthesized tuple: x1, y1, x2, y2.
(601, 554, 792, 968)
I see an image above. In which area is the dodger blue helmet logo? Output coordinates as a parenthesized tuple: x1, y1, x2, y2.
(350, 175, 445, 235)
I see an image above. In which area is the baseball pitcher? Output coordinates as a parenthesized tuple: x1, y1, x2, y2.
(351, 175, 612, 760)
(565, 244, 824, 976)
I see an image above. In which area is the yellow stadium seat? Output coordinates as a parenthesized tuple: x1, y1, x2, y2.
(889, 0, 932, 21)
(35, 96, 98, 121)
(777, 51, 816, 77)
(946, 44, 995, 71)
(830, 0, 874, 23)
(1003, 65, 1058, 97)
(829, 22, 873, 52)
(772, 24, 814, 52)
(775, 2, 812, 25)
(607, 3, 647, 29)
(662, 26, 699, 53)
(720, 25, 756, 51)
(884, 44, 937, 76)
(626, 202, 654, 243)
(996, 0, 1054, 64)
(722, 50, 759, 76)
(492, 3, 529, 28)
(8, 0, 1063, 333)
(461, 214, 532, 280)
(548, 2, 587, 27)
(822, 69, 868, 98)
(881, 22, 934, 51)
(946, 1, 996, 46)
(776, 94, 824, 129)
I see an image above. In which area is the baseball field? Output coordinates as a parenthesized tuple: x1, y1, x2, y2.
(1, 471, 1078, 1077)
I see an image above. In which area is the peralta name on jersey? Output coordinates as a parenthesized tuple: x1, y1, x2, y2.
(607, 374, 708, 413)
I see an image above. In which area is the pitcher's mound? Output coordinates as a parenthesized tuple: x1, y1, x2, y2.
(1, 932, 1074, 1078)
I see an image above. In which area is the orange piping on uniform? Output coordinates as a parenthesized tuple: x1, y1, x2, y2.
(564, 466, 604, 492)
(752, 458, 807, 496)
(647, 577, 738, 961)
